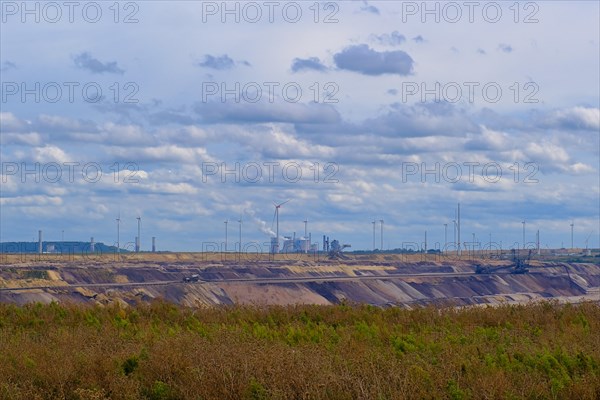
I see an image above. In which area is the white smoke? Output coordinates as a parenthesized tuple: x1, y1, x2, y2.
(244, 209, 276, 237)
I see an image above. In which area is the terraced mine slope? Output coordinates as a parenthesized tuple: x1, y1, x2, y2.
(1, 254, 598, 306)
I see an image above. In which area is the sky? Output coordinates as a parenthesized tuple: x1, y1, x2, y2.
(1, 0, 599, 252)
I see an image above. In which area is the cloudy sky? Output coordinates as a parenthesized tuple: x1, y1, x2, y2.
(1, 1, 599, 252)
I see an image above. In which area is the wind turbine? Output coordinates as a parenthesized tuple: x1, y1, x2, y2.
(452, 219, 457, 252)
(224, 220, 228, 252)
(380, 219, 384, 250)
(116, 213, 121, 254)
(136, 216, 141, 252)
(457, 203, 461, 256)
(444, 223, 448, 253)
(584, 231, 593, 254)
(303, 219, 308, 253)
(372, 220, 376, 251)
(238, 216, 243, 254)
(522, 220, 526, 250)
(570, 221, 574, 249)
(272, 200, 290, 253)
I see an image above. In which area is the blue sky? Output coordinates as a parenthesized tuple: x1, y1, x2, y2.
(1, 1, 599, 252)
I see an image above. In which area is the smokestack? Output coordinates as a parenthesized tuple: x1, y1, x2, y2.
(152, 236, 156, 252)
(323, 235, 326, 251)
(90, 237, 95, 253)
(38, 230, 42, 254)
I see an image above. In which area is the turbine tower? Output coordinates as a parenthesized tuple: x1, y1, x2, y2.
(453, 219, 457, 252)
(238, 216, 242, 254)
(372, 220, 376, 251)
(136, 216, 141, 252)
(570, 221, 574, 249)
(522, 220, 526, 250)
(584, 231, 593, 255)
(303, 219, 308, 253)
(380, 219, 384, 250)
(444, 223, 448, 253)
(273, 200, 290, 253)
(116, 214, 121, 254)
(457, 203, 461, 256)
(224, 220, 228, 252)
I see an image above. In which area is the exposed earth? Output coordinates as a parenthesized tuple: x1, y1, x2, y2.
(1, 253, 598, 307)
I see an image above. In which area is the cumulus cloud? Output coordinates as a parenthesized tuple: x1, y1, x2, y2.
(158, 126, 213, 146)
(36, 114, 99, 134)
(291, 57, 328, 72)
(360, 1, 379, 14)
(464, 127, 511, 151)
(73, 52, 125, 74)
(100, 123, 152, 146)
(0, 112, 30, 132)
(31, 145, 72, 163)
(371, 31, 406, 46)
(245, 125, 336, 159)
(521, 141, 571, 173)
(362, 102, 478, 137)
(0, 195, 63, 207)
(543, 107, 600, 131)
(565, 162, 595, 174)
(195, 99, 341, 125)
(129, 182, 198, 196)
(1, 132, 43, 146)
(497, 43, 513, 53)
(333, 44, 414, 76)
(196, 54, 249, 70)
(108, 144, 213, 165)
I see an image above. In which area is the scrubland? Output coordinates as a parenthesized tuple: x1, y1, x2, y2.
(0, 301, 598, 399)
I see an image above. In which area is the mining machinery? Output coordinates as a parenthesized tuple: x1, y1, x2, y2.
(328, 239, 351, 260)
(475, 249, 532, 274)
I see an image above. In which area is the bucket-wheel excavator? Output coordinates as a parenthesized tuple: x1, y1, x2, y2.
(475, 249, 532, 274)
(328, 240, 351, 260)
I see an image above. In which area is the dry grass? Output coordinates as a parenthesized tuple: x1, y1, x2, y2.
(0, 301, 598, 399)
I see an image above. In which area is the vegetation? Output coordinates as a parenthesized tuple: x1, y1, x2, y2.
(0, 301, 598, 399)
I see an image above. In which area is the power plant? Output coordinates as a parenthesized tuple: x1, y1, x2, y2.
(7, 203, 597, 259)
